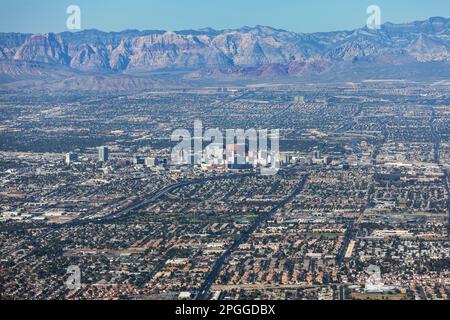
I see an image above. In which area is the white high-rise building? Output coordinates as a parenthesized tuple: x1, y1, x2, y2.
(98, 146, 109, 162)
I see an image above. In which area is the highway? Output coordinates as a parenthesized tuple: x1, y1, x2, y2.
(443, 168, 450, 237)
(0, 173, 254, 260)
(95, 173, 255, 222)
(196, 173, 309, 300)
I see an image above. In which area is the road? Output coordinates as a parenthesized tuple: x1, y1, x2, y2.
(431, 106, 450, 237)
(443, 168, 450, 237)
(0, 173, 254, 260)
(95, 173, 255, 222)
(196, 173, 309, 300)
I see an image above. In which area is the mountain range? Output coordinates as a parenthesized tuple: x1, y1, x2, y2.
(1, 17, 449, 90)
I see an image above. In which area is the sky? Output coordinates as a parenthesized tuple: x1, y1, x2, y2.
(0, 0, 449, 34)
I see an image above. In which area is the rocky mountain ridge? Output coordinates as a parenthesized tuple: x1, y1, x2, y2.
(0, 17, 449, 90)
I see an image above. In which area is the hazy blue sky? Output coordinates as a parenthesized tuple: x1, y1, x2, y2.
(1, 0, 449, 33)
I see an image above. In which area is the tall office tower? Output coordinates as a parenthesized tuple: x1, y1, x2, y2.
(65, 152, 78, 165)
(98, 146, 109, 162)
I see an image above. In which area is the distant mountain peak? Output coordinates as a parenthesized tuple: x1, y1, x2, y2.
(0, 16, 449, 86)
